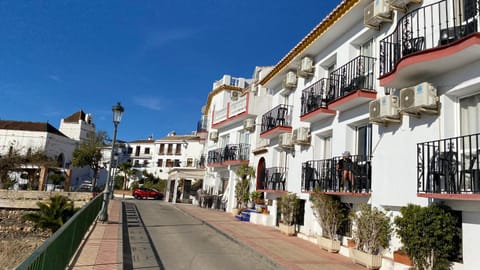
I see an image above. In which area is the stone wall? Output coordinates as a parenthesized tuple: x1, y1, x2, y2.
(0, 190, 93, 209)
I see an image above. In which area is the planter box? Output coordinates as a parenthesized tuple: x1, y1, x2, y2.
(349, 248, 382, 270)
(393, 250, 413, 266)
(279, 223, 296, 236)
(231, 208, 240, 216)
(317, 236, 341, 253)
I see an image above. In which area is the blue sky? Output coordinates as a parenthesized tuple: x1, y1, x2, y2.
(0, 1, 341, 142)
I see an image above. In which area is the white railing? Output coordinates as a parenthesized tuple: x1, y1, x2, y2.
(213, 107, 227, 123)
(229, 95, 247, 117)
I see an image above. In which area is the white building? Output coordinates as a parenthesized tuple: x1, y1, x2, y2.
(59, 110, 95, 142)
(199, 0, 480, 269)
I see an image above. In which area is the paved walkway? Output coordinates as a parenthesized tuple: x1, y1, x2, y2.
(176, 205, 364, 270)
(69, 199, 122, 270)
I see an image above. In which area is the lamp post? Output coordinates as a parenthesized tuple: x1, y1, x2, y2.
(99, 102, 124, 222)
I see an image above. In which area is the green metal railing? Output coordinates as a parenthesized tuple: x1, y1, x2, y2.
(16, 194, 103, 270)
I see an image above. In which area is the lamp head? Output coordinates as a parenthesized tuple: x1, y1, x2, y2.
(112, 102, 124, 124)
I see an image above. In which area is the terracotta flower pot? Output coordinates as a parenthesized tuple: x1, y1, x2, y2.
(393, 250, 413, 266)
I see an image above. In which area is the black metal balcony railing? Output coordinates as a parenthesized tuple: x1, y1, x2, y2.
(329, 55, 376, 101)
(417, 133, 480, 194)
(207, 144, 250, 165)
(260, 104, 292, 133)
(301, 155, 372, 193)
(300, 78, 335, 116)
(380, 0, 479, 76)
(257, 167, 287, 191)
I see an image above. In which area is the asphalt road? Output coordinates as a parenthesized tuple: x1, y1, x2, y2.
(124, 200, 276, 270)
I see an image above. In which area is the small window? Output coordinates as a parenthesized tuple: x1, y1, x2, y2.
(187, 158, 193, 167)
(175, 144, 182, 155)
(144, 147, 150, 154)
(159, 144, 165, 155)
(157, 159, 163, 167)
(135, 146, 140, 156)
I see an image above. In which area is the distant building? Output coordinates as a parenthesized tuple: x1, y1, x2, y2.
(59, 110, 95, 142)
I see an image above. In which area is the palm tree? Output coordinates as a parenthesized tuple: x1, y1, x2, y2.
(118, 162, 135, 190)
(22, 194, 77, 233)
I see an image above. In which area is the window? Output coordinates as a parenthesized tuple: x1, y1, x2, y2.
(360, 38, 374, 57)
(174, 159, 180, 167)
(134, 160, 140, 167)
(159, 144, 165, 155)
(166, 159, 173, 168)
(175, 143, 182, 155)
(157, 159, 163, 167)
(167, 144, 173, 155)
(323, 135, 332, 159)
(127, 147, 132, 154)
(238, 130, 250, 144)
(135, 146, 140, 156)
(143, 160, 149, 167)
(460, 93, 480, 135)
(357, 124, 372, 158)
(186, 158, 193, 167)
(220, 134, 230, 148)
(144, 147, 150, 154)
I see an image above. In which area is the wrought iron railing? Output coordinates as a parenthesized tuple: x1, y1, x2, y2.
(329, 55, 376, 101)
(257, 167, 288, 191)
(301, 155, 372, 193)
(260, 104, 292, 133)
(417, 133, 480, 194)
(207, 144, 250, 165)
(380, 0, 479, 76)
(16, 194, 103, 270)
(300, 78, 335, 116)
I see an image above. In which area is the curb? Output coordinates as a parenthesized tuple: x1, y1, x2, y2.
(173, 204, 286, 270)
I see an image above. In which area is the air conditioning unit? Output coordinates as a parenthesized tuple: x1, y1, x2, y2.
(282, 71, 297, 89)
(364, 0, 392, 29)
(369, 95, 400, 121)
(279, 133, 293, 149)
(389, 0, 421, 12)
(209, 131, 218, 141)
(243, 118, 255, 131)
(230, 91, 239, 101)
(292, 127, 311, 145)
(400, 82, 438, 113)
(297, 56, 314, 78)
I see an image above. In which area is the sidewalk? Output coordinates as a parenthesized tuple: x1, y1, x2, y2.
(176, 205, 365, 270)
(69, 199, 123, 270)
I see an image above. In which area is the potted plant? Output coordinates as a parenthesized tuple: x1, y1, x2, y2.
(394, 203, 461, 270)
(310, 192, 345, 253)
(278, 192, 299, 236)
(232, 164, 255, 215)
(350, 204, 392, 270)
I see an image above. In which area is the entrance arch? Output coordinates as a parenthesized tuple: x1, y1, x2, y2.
(256, 157, 266, 190)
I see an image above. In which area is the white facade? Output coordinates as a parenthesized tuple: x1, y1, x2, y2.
(59, 110, 96, 142)
(199, 0, 480, 269)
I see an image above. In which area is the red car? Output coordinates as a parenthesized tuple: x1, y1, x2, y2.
(132, 187, 164, 200)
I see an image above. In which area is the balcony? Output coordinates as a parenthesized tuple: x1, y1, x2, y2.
(327, 56, 377, 111)
(301, 155, 372, 196)
(257, 167, 287, 192)
(212, 93, 255, 129)
(300, 78, 337, 123)
(417, 133, 480, 200)
(379, 0, 480, 88)
(206, 144, 250, 167)
(260, 104, 292, 139)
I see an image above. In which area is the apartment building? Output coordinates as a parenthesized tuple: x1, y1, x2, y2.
(200, 0, 479, 269)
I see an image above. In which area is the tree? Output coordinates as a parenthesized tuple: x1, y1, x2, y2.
(0, 149, 22, 189)
(394, 203, 461, 270)
(117, 161, 135, 190)
(22, 194, 77, 233)
(278, 192, 299, 225)
(72, 131, 107, 190)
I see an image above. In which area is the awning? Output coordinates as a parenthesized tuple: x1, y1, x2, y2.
(167, 168, 206, 180)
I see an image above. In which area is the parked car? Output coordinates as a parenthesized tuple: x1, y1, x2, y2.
(132, 187, 164, 200)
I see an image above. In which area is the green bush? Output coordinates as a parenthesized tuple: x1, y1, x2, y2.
(278, 192, 299, 225)
(394, 203, 461, 270)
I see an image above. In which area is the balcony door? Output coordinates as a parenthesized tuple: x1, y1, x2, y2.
(460, 93, 480, 135)
(356, 124, 372, 158)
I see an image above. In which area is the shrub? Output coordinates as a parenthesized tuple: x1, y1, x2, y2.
(351, 204, 392, 255)
(278, 192, 299, 225)
(394, 203, 461, 270)
(310, 192, 345, 240)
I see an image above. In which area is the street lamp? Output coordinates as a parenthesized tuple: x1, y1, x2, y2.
(99, 102, 124, 222)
